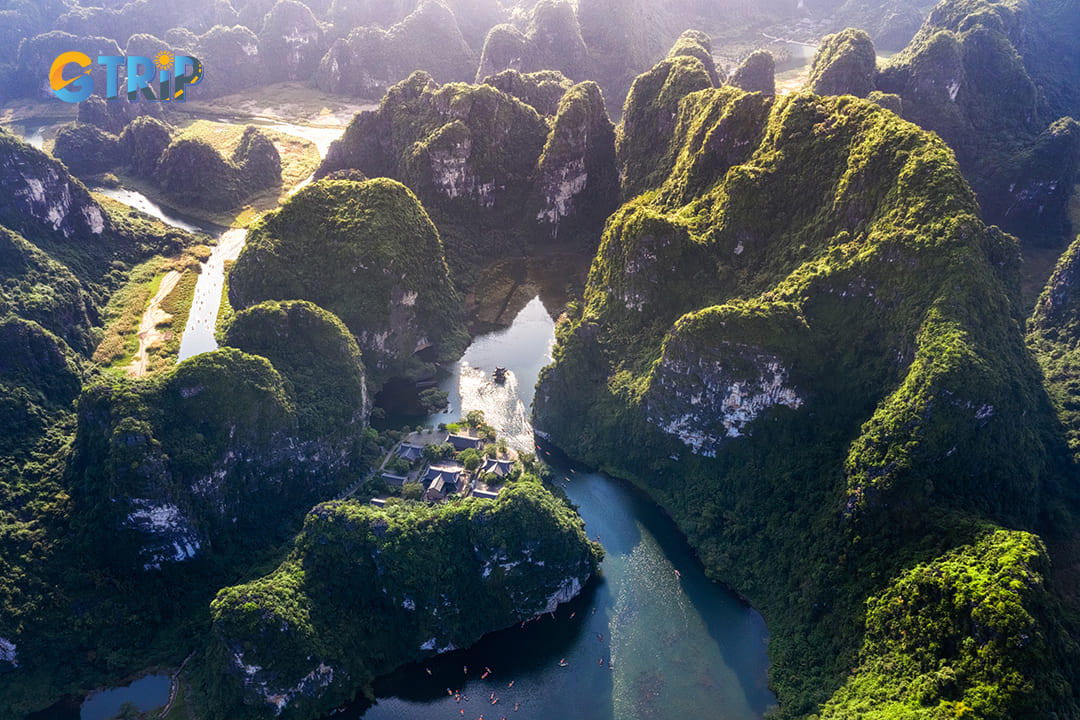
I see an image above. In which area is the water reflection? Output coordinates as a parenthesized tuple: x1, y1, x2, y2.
(338, 298, 773, 720)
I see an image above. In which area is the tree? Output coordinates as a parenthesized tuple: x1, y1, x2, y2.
(459, 448, 481, 472)
(401, 482, 424, 501)
(465, 409, 486, 427)
(423, 442, 453, 462)
(419, 388, 449, 413)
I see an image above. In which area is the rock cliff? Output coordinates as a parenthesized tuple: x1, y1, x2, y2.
(69, 341, 368, 573)
(1028, 234, 1080, 462)
(223, 300, 370, 441)
(199, 480, 602, 718)
(315, 0, 476, 98)
(535, 51, 1078, 715)
(806, 28, 877, 97)
(0, 127, 108, 243)
(228, 178, 468, 388)
(875, 0, 1080, 246)
(317, 72, 617, 284)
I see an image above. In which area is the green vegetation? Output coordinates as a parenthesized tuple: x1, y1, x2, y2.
(535, 81, 619, 239)
(191, 477, 602, 718)
(807, 28, 877, 97)
(616, 50, 714, 199)
(1028, 235, 1080, 462)
(877, 0, 1080, 248)
(822, 530, 1076, 719)
(52, 122, 120, 177)
(223, 300, 368, 440)
(482, 69, 573, 117)
(91, 246, 206, 374)
(229, 177, 467, 389)
(316, 70, 615, 288)
(535, 66, 1080, 717)
(156, 125, 282, 214)
(728, 49, 776, 96)
(0, 128, 211, 715)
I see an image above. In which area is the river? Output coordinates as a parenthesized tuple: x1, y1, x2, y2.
(92, 118, 346, 362)
(331, 297, 775, 720)
(15, 117, 774, 720)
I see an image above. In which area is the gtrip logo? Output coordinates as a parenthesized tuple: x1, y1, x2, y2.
(49, 51, 203, 103)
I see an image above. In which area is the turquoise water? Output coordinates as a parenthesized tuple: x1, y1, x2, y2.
(334, 297, 774, 720)
(79, 674, 170, 720)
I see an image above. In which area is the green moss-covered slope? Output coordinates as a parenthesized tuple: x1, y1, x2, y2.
(482, 68, 574, 117)
(616, 36, 716, 199)
(1029, 235, 1080, 463)
(317, 71, 617, 286)
(876, 0, 1080, 247)
(728, 49, 776, 96)
(157, 126, 282, 212)
(535, 70, 1079, 715)
(194, 479, 603, 719)
(807, 28, 877, 98)
(228, 178, 467, 388)
(52, 123, 121, 178)
(223, 299, 369, 441)
(821, 529, 1075, 718)
(0, 128, 213, 716)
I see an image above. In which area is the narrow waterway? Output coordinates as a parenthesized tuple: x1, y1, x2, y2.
(13, 117, 774, 720)
(93, 119, 346, 362)
(335, 298, 775, 720)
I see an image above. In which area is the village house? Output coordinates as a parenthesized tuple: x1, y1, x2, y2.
(480, 457, 514, 479)
(422, 462, 465, 502)
(398, 443, 424, 462)
(447, 433, 484, 452)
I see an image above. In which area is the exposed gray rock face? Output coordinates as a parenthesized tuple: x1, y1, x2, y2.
(647, 343, 803, 456)
(0, 638, 16, 668)
(0, 130, 107, 240)
(316, 72, 617, 276)
(535, 81, 618, 238)
(125, 499, 202, 571)
(71, 349, 365, 573)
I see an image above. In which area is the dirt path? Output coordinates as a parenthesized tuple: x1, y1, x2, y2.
(127, 270, 182, 378)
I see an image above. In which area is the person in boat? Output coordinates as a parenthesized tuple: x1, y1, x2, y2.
(559, 658, 568, 666)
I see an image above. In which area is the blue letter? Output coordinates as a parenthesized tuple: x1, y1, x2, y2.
(126, 56, 157, 101)
(49, 52, 93, 103)
(172, 56, 203, 102)
(97, 55, 123, 100)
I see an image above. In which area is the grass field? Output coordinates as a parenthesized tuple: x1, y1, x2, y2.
(93, 251, 205, 375)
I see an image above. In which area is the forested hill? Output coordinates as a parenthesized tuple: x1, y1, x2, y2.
(534, 41, 1080, 717)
